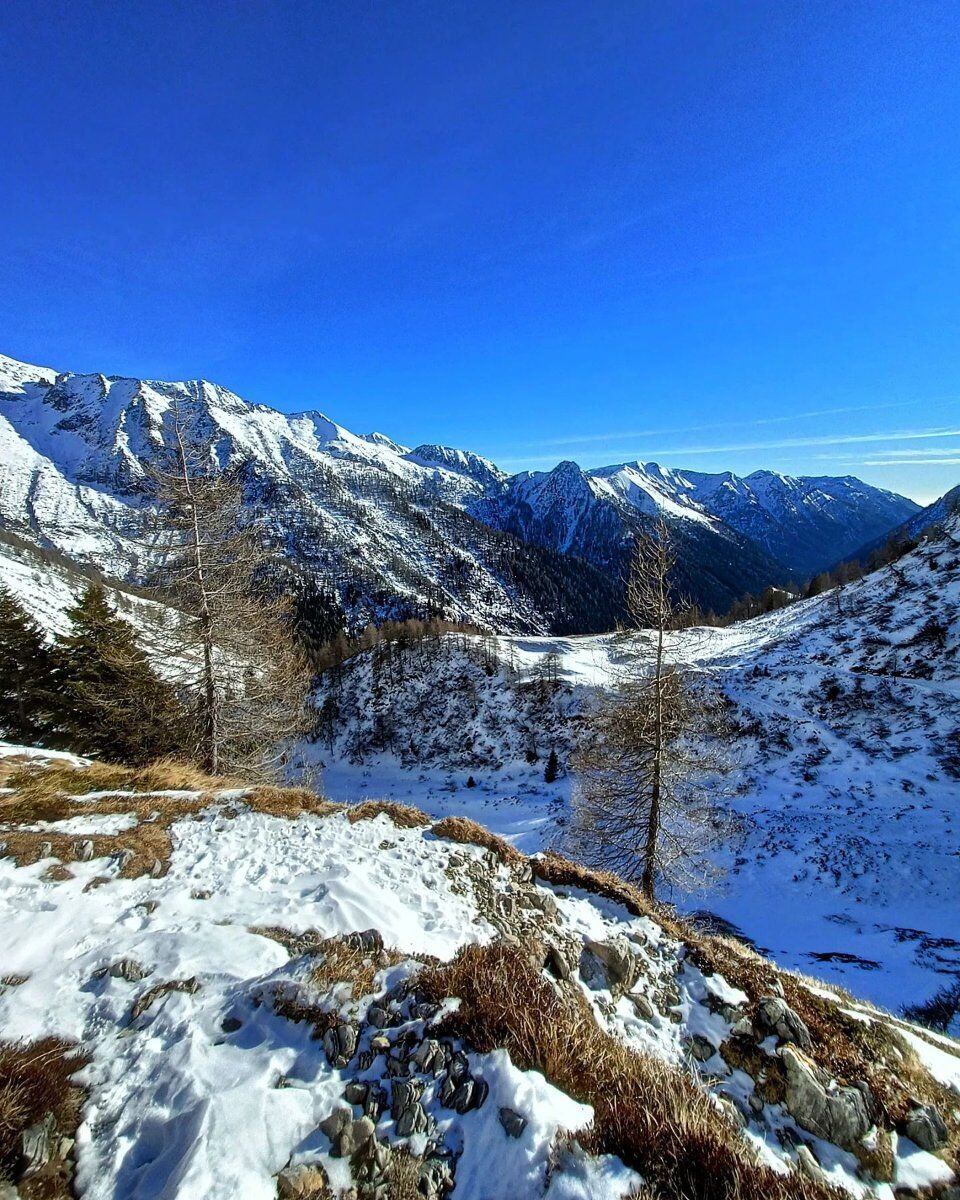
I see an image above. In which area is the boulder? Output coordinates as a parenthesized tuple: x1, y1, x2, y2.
(756, 997, 812, 1050)
(688, 1035, 715, 1063)
(582, 937, 644, 996)
(780, 1046, 872, 1151)
(903, 1102, 948, 1152)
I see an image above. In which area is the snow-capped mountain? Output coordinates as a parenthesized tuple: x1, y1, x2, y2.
(0, 353, 620, 634)
(0, 351, 918, 625)
(476, 458, 919, 601)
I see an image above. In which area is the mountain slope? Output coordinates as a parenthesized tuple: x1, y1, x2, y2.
(0, 351, 917, 626)
(0, 751, 956, 1197)
(308, 512, 960, 1018)
(0, 354, 617, 635)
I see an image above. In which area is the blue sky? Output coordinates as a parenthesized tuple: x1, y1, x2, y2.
(2, 1, 959, 502)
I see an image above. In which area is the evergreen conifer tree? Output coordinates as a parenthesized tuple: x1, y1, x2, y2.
(57, 584, 187, 764)
(0, 586, 58, 745)
(544, 748, 559, 784)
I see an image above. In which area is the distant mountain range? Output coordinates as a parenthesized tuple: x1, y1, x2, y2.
(0, 352, 925, 629)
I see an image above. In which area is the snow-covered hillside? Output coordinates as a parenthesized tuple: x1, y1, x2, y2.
(1, 351, 916, 626)
(0, 353, 620, 635)
(307, 514, 960, 1020)
(1, 750, 957, 1198)
(475, 460, 918, 608)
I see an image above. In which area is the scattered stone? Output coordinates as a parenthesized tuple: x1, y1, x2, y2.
(418, 1150, 456, 1198)
(451, 1076, 488, 1114)
(115, 848, 135, 870)
(276, 1164, 329, 1198)
(756, 997, 812, 1050)
(689, 1035, 715, 1063)
(412, 1038, 444, 1074)
(319, 1108, 375, 1158)
(631, 994, 655, 1020)
(190, 888, 211, 900)
(107, 958, 150, 983)
(343, 929, 383, 954)
(366, 1004, 391, 1028)
(583, 936, 644, 996)
(323, 1022, 358, 1068)
(221, 1016, 242, 1033)
(730, 1017, 755, 1038)
(903, 1102, 948, 1152)
(780, 1046, 872, 1151)
(19, 1112, 55, 1178)
(74, 840, 94, 862)
(544, 942, 574, 982)
(370, 1034, 391, 1053)
(498, 1106, 527, 1138)
(39, 840, 52, 859)
(148, 858, 164, 878)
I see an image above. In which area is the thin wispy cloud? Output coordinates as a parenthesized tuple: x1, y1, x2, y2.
(495, 426, 960, 469)
(530, 399, 926, 451)
(861, 457, 960, 467)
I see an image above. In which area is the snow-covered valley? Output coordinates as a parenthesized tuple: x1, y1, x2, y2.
(304, 512, 960, 1021)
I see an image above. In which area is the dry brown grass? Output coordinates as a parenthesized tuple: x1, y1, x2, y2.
(430, 815, 525, 867)
(416, 942, 840, 1200)
(346, 799, 429, 828)
(532, 851, 687, 933)
(0, 1038, 88, 1188)
(0, 761, 337, 880)
(250, 927, 330, 956)
(131, 977, 199, 1020)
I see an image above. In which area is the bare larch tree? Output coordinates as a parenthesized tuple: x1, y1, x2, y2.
(142, 405, 313, 776)
(569, 517, 732, 899)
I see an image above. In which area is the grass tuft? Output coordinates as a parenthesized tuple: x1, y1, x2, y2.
(430, 816, 525, 866)
(0, 1038, 88, 1186)
(346, 799, 429, 828)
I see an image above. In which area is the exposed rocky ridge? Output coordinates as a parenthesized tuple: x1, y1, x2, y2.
(0, 752, 956, 1198)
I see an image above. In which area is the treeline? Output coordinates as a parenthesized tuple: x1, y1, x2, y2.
(0, 583, 188, 764)
(715, 526, 926, 626)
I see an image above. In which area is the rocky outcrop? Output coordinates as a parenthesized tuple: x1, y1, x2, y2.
(780, 1046, 873, 1151)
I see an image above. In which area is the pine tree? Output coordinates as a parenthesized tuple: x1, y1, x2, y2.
(544, 748, 559, 784)
(57, 584, 188, 764)
(0, 586, 58, 745)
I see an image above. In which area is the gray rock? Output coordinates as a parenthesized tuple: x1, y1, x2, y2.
(395, 1100, 429, 1137)
(19, 1111, 56, 1178)
(689, 1035, 715, 1063)
(780, 1046, 872, 1151)
(418, 1151, 456, 1198)
(323, 1022, 357, 1068)
(109, 958, 150, 983)
(343, 929, 383, 954)
(366, 1004, 390, 1028)
(544, 942, 574, 982)
(756, 997, 812, 1050)
(631, 994, 655, 1020)
(390, 1077, 424, 1121)
(795, 1145, 825, 1182)
(412, 1038, 444, 1074)
(319, 1108, 375, 1158)
(39, 840, 52, 859)
(903, 1102, 948, 1152)
(451, 1076, 488, 1114)
(730, 1017, 755, 1038)
(498, 1106, 527, 1138)
(74, 840, 94, 862)
(583, 936, 644, 996)
(115, 848, 135, 870)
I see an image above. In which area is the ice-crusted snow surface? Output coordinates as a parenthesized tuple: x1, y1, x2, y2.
(307, 514, 960, 1019)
